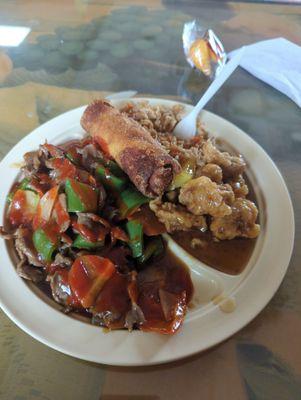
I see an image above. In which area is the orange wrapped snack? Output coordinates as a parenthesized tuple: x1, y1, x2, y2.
(183, 21, 226, 78)
(81, 100, 180, 197)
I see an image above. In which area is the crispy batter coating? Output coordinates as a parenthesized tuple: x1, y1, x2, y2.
(210, 198, 260, 240)
(179, 176, 235, 217)
(149, 198, 207, 233)
(202, 140, 246, 178)
(81, 100, 180, 197)
(198, 163, 223, 183)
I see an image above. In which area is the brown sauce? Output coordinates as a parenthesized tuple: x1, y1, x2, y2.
(170, 170, 259, 275)
(168, 144, 260, 276)
(171, 230, 256, 275)
(36, 246, 193, 325)
(138, 248, 194, 303)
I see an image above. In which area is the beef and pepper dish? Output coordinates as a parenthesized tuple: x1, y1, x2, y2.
(0, 100, 260, 334)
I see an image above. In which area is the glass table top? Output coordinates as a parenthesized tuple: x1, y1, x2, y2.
(0, 1, 300, 399)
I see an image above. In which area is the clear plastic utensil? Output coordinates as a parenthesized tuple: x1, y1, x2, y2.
(173, 47, 245, 139)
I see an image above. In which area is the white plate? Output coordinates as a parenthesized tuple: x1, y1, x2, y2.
(0, 98, 294, 366)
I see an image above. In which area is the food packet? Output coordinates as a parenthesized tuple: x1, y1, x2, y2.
(183, 20, 226, 78)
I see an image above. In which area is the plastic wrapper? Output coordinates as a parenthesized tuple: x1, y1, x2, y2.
(183, 20, 226, 78)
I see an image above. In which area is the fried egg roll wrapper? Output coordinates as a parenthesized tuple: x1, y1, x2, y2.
(81, 101, 180, 197)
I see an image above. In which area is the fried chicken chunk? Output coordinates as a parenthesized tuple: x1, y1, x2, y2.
(210, 198, 260, 240)
(149, 198, 207, 233)
(179, 176, 234, 217)
(227, 174, 249, 198)
(198, 163, 223, 183)
(202, 140, 246, 178)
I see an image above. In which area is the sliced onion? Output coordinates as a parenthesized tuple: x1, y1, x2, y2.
(159, 289, 185, 322)
(33, 186, 59, 228)
(53, 193, 70, 232)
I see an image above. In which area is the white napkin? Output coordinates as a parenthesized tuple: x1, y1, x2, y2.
(229, 38, 301, 107)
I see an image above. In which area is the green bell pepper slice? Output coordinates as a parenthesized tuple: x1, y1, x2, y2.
(106, 160, 127, 178)
(73, 235, 104, 249)
(138, 236, 164, 264)
(33, 228, 57, 262)
(119, 186, 149, 219)
(7, 178, 32, 204)
(169, 159, 195, 190)
(65, 178, 98, 212)
(6, 191, 14, 204)
(126, 219, 144, 258)
(95, 154, 126, 177)
(96, 164, 128, 191)
(66, 148, 81, 165)
(19, 177, 31, 190)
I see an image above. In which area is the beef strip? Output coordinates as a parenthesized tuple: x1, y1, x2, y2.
(14, 227, 43, 267)
(22, 151, 41, 175)
(77, 143, 103, 171)
(49, 271, 72, 306)
(91, 311, 122, 327)
(53, 253, 73, 268)
(0, 227, 44, 280)
(16, 259, 44, 283)
(39, 143, 65, 159)
(0, 226, 15, 239)
(125, 271, 145, 331)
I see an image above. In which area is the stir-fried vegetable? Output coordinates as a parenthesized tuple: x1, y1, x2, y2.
(169, 159, 195, 190)
(105, 160, 126, 178)
(65, 178, 98, 212)
(129, 205, 166, 236)
(95, 153, 127, 178)
(73, 235, 104, 249)
(19, 177, 31, 190)
(92, 272, 130, 329)
(69, 255, 115, 308)
(33, 227, 58, 262)
(119, 186, 149, 218)
(71, 217, 108, 243)
(9, 189, 40, 226)
(138, 236, 164, 264)
(141, 291, 187, 334)
(96, 164, 128, 191)
(47, 158, 77, 182)
(7, 178, 33, 204)
(53, 194, 70, 232)
(2, 134, 194, 336)
(33, 186, 59, 229)
(110, 226, 129, 244)
(126, 220, 144, 258)
(66, 147, 81, 165)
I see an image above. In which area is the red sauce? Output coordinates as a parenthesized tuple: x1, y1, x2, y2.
(69, 178, 98, 212)
(137, 249, 193, 334)
(43, 222, 61, 244)
(50, 158, 77, 181)
(9, 190, 28, 226)
(71, 219, 108, 242)
(69, 255, 115, 308)
(94, 273, 129, 313)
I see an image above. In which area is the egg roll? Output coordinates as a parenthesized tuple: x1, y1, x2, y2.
(81, 100, 180, 197)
